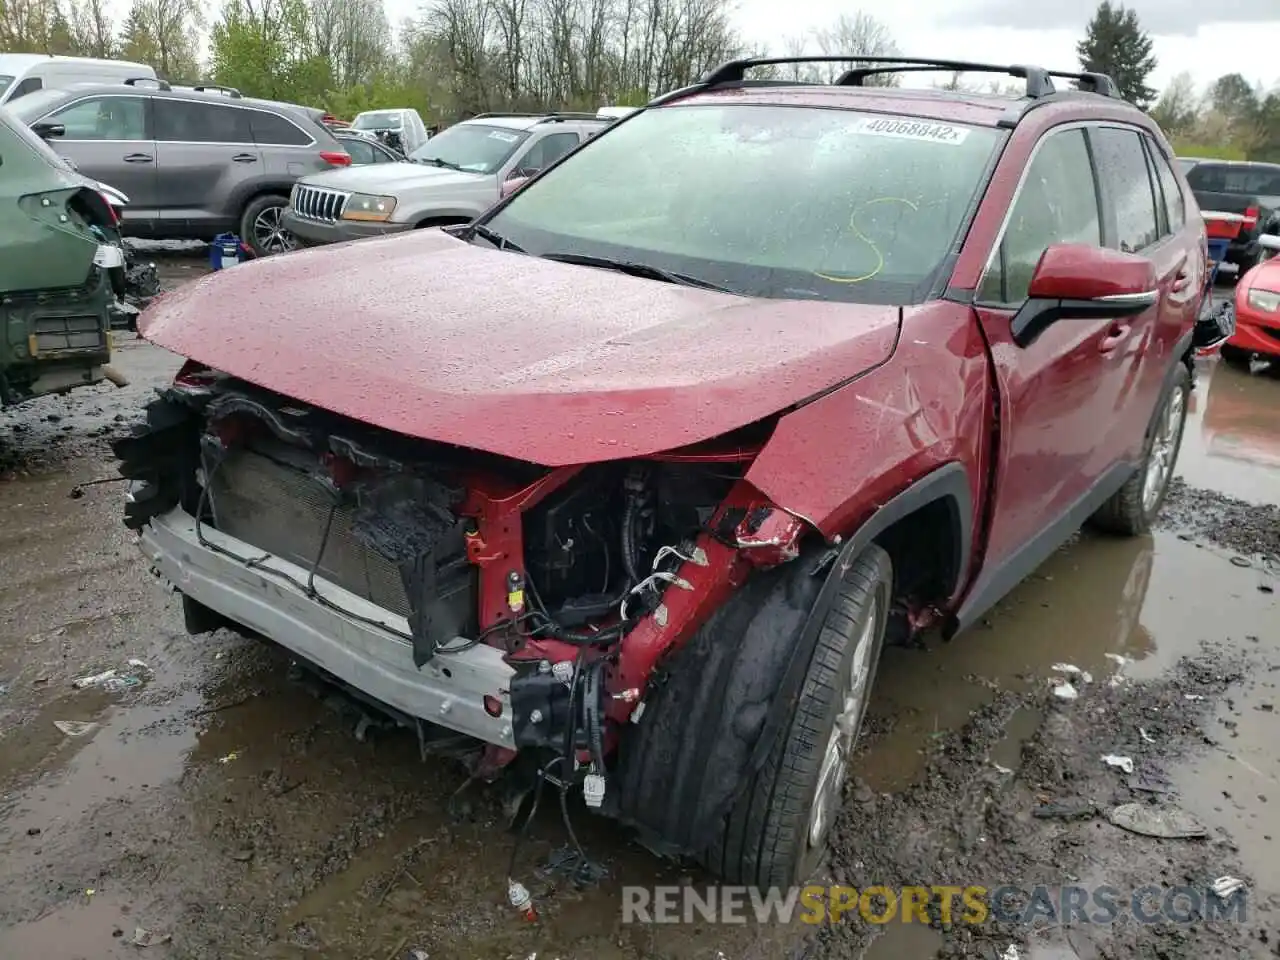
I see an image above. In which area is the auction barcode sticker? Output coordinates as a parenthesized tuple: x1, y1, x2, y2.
(854, 117, 970, 144)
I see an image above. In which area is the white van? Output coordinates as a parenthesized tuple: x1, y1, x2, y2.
(0, 54, 156, 104)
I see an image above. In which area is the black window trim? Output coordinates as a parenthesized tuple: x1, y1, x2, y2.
(36, 92, 153, 142)
(151, 95, 315, 147)
(973, 120, 1106, 309)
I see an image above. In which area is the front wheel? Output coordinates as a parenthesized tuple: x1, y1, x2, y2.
(1091, 363, 1191, 537)
(240, 195, 296, 257)
(1219, 344, 1253, 371)
(707, 544, 892, 886)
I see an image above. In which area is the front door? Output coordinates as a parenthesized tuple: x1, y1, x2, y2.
(969, 125, 1128, 571)
(42, 93, 159, 219)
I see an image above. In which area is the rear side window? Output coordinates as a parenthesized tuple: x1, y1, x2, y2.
(156, 100, 252, 144)
(977, 128, 1101, 304)
(1090, 127, 1160, 253)
(249, 109, 311, 146)
(1147, 140, 1185, 233)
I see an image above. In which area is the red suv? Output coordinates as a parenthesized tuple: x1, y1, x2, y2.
(116, 56, 1219, 890)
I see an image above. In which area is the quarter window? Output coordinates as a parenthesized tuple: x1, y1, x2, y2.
(50, 96, 147, 141)
(1091, 127, 1160, 253)
(978, 128, 1102, 304)
(248, 109, 311, 146)
(155, 100, 252, 143)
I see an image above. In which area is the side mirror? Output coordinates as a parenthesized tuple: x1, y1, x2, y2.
(1259, 234, 1280, 262)
(500, 176, 530, 199)
(32, 121, 65, 139)
(1011, 243, 1158, 348)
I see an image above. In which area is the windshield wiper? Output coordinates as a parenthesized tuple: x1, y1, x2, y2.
(538, 253, 730, 292)
(419, 156, 462, 171)
(470, 224, 524, 253)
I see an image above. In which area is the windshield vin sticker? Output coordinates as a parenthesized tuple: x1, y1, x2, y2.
(488, 131, 519, 142)
(855, 117, 969, 144)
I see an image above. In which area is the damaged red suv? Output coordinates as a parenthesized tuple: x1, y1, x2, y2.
(116, 56, 1218, 887)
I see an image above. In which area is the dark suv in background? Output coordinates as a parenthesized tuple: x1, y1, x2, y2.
(8, 81, 353, 255)
(1182, 159, 1280, 274)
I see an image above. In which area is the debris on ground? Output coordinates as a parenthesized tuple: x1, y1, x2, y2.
(1101, 754, 1135, 774)
(1051, 680, 1079, 701)
(129, 926, 172, 947)
(53, 720, 99, 737)
(1211, 875, 1245, 900)
(1108, 802, 1207, 839)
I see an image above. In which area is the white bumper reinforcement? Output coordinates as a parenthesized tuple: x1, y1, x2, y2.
(140, 508, 515, 747)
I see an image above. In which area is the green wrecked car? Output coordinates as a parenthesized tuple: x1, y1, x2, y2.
(1, 104, 122, 407)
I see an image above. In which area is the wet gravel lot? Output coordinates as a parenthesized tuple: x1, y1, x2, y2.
(1, 258, 1279, 959)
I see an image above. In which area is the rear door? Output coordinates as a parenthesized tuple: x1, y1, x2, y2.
(1082, 125, 1168, 473)
(38, 93, 160, 218)
(154, 98, 261, 233)
(969, 125, 1124, 566)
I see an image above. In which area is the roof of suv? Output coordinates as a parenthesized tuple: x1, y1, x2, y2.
(9, 80, 326, 121)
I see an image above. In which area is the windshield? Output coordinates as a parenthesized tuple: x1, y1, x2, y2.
(1177, 158, 1199, 174)
(483, 105, 1002, 304)
(0, 75, 12, 97)
(354, 111, 402, 130)
(409, 123, 530, 174)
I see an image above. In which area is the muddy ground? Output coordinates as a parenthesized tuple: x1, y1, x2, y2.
(1, 257, 1279, 959)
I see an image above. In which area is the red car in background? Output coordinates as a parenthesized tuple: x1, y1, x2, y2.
(1223, 250, 1280, 368)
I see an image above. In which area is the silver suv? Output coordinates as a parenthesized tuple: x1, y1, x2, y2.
(281, 112, 608, 246)
(8, 81, 352, 256)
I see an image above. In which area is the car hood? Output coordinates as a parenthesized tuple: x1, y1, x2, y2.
(138, 230, 901, 466)
(300, 162, 487, 194)
(1241, 257, 1280, 294)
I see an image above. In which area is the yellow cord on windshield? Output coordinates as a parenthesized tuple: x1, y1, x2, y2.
(812, 196, 919, 284)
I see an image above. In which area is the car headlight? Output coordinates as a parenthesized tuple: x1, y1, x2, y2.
(1246, 288, 1280, 312)
(341, 193, 397, 222)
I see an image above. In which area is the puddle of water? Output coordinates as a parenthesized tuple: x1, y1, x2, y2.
(860, 920, 945, 958)
(0, 891, 148, 960)
(1, 692, 199, 842)
(861, 529, 1273, 790)
(1178, 359, 1280, 504)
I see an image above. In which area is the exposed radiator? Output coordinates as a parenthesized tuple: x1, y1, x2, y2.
(209, 449, 411, 617)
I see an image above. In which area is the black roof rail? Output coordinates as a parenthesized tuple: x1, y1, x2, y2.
(467, 111, 602, 121)
(124, 76, 170, 90)
(193, 84, 242, 98)
(1047, 70, 1120, 98)
(684, 55, 1121, 104)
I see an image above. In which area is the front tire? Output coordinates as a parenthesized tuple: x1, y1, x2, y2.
(1219, 344, 1253, 371)
(707, 544, 892, 886)
(1091, 363, 1191, 537)
(240, 194, 296, 257)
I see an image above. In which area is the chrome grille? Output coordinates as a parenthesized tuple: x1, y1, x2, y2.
(33, 314, 106, 354)
(292, 185, 350, 224)
(209, 449, 410, 617)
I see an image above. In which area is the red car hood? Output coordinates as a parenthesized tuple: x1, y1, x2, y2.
(140, 230, 901, 466)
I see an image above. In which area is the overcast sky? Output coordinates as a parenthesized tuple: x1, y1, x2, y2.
(369, 0, 1278, 96)
(730, 0, 1278, 94)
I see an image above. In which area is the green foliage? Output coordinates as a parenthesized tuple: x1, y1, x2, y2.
(1169, 139, 1249, 162)
(1077, 0, 1157, 109)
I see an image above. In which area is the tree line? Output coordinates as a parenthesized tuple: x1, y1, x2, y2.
(1, 0, 1277, 160)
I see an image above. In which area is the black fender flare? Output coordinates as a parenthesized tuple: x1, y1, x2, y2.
(610, 461, 971, 852)
(734, 461, 972, 801)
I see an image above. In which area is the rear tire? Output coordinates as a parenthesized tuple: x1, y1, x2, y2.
(1091, 363, 1191, 537)
(706, 544, 892, 886)
(1219, 344, 1253, 371)
(240, 194, 296, 257)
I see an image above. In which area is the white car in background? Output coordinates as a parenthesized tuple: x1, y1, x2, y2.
(0, 54, 156, 103)
(349, 108, 429, 154)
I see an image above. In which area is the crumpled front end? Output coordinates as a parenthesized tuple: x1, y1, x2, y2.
(114, 365, 813, 769)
